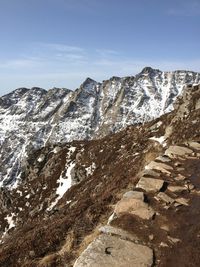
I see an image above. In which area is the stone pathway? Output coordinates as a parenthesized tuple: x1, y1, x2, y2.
(74, 142, 200, 267)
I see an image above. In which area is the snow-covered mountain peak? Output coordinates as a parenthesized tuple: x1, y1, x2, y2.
(80, 77, 98, 92)
(140, 66, 160, 75)
(0, 67, 200, 186)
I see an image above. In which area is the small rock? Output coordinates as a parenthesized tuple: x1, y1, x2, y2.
(160, 225, 170, 232)
(174, 202, 182, 208)
(186, 141, 200, 151)
(160, 242, 168, 247)
(163, 205, 170, 210)
(156, 156, 171, 163)
(168, 236, 181, 244)
(149, 234, 154, 241)
(174, 162, 182, 167)
(29, 251, 35, 257)
(175, 174, 186, 181)
(187, 184, 195, 190)
(177, 167, 185, 172)
(136, 177, 164, 193)
(156, 192, 175, 205)
(176, 197, 189, 206)
(168, 185, 187, 193)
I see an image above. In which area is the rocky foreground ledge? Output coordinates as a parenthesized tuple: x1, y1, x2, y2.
(74, 142, 200, 267)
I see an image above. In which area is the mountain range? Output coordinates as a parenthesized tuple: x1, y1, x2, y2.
(0, 67, 200, 187)
(0, 80, 200, 266)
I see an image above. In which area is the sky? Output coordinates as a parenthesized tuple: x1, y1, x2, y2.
(0, 0, 199, 95)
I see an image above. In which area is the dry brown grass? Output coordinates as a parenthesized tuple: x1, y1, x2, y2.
(38, 254, 58, 267)
(76, 226, 100, 257)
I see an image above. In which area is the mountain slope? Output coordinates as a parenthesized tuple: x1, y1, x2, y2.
(0, 67, 200, 187)
(0, 84, 200, 266)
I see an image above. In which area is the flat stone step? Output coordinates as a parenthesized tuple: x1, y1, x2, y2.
(175, 197, 189, 206)
(73, 234, 153, 267)
(168, 185, 187, 193)
(165, 146, 193, 158)
(115, 195, 155, 220)
(142, 169, 161, 178)
(136, 177, 164, 193)
(186, 141, 200, 151)
(99, 225, 138, 243)
(145, 161, 173, 175)
(175, 174, 187, 181)
(156, 192, 175, 205)
(123, 191, 144, 201)
(156, 155, 172, 163)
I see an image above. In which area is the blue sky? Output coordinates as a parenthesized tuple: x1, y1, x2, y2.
(0, 0, 199, 95)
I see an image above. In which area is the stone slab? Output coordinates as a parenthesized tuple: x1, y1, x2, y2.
(165, 146, 193, 158)
(115, 197, 155, 220)
(74, 234, 153, 267)
(123, 191, 144, 201)
(136, 177, 164, 192)
(99, 225, 138, 242)
(156, 192, 175, 205)
(145, 161, 173, 175)
(186, 141, 200, 151)
(168, 185, 187, 193)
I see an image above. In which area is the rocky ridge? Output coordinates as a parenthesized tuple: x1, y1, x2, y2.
(75, 142, 200, 266)
(0, 67, 200, 186)
(0, 84, 200, 266)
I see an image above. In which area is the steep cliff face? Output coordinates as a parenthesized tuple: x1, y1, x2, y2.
(0, 67, 200, 186)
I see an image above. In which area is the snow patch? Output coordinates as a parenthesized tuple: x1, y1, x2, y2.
(48, 161, 75, 210)
(6, 213, 16, 230)
(108, 213, 117, 225)
(37, 154, 45, 162)
(53, 146, 61, 154)
(0, 213, 16, 244)
(149, 136, 166, 146)
(85, 162, 96, 176)
(67, 146, 76, 157)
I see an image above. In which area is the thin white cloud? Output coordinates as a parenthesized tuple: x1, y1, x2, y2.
(40, 43, 84, 52)
(30, 42, 88, 64)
